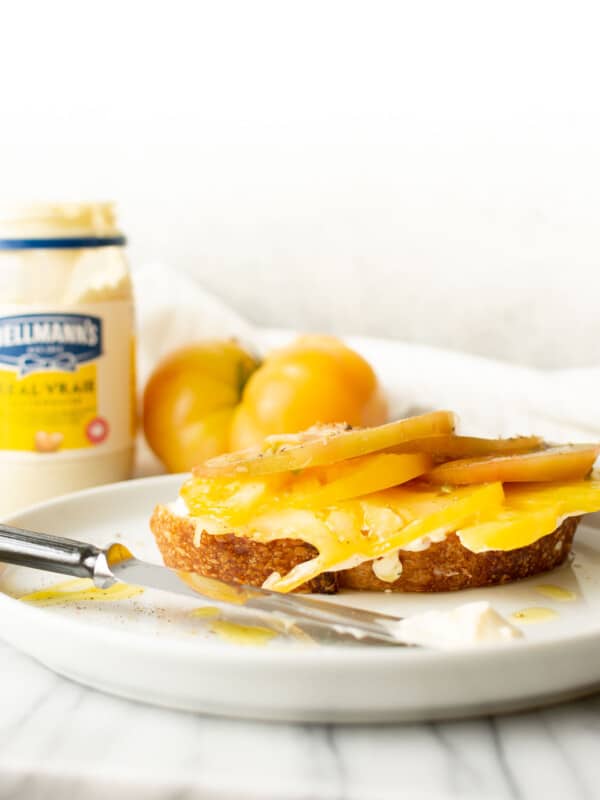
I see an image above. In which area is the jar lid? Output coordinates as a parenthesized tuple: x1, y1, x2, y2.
(0, 202, 125, 246)
(0, 235, 127, 250)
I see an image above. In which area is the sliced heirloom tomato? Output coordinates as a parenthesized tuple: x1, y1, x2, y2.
(457, 479, 600, 552)
(194, 410, 455, 477)
(182, 452, 432, 528)
(392, 434, 543, 460)
(290, 452, 432, 508)
(427, 444, 600, 485)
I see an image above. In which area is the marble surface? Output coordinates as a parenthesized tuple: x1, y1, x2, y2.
(1, 639, 600, 800)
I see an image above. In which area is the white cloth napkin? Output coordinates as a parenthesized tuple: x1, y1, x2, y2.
(134, 264, 600, 449)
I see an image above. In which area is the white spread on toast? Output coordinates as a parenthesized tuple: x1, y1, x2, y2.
(372, 551, 403, 582)
(400, 528, 449, 552)
(169, 496, 191, 517)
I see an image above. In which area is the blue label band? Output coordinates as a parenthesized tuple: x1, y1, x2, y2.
(0, 313, 103, 376)
(0, 236, 126, 250)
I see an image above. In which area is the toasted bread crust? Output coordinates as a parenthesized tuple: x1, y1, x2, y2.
(340, 518, 578, 592)
(150, 505, 337, 594)
(150, 504, 578, 594)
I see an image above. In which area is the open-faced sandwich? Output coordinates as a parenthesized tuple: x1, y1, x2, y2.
(150, 411, 600, 594)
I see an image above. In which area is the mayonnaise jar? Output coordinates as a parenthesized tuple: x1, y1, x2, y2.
(0, 203, 135, 515)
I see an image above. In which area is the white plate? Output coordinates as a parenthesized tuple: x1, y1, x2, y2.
(1, 475, 600, 723)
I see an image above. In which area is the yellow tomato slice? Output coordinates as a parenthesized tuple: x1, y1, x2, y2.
(457, 508, 563, 553)
(392, 434, 543, 460)
(457, 479, 600, 552)
(290, 453, 431, 506)
(194, 410, 455, 477)
(182, 452, 432, 527)
(427, 445, 600, 485)
(506, 480, 600, 511)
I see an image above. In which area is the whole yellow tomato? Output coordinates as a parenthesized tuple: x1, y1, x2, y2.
(143, 335, 387, 472)
(230, 335, 387, 450)
(143, 340, 259, 473)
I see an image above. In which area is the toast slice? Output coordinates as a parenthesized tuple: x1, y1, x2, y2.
(150, 504, 578, 594)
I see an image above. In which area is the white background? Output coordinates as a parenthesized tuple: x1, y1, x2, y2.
(1, 0, 599, 368)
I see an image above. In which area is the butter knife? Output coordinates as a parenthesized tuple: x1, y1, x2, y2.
(0, 523, 406, 645)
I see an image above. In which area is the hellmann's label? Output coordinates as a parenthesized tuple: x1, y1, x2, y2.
(0, 313, 103, 376)
(0, 303, 134, 454)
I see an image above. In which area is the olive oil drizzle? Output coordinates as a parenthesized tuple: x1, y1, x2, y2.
(20, 578, 143, 606)
(510, 607, 559, 625)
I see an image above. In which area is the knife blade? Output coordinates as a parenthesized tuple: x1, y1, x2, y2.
(104, 546, 405, 644)
(0, 524, 407, 645)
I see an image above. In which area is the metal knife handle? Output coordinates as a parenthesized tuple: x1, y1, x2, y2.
(0, 523, 102, 580)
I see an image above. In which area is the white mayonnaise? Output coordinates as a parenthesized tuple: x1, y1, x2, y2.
(387, 601, 523, 648)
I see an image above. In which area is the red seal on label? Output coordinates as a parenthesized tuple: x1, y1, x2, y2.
(86, 416, 109, 444)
